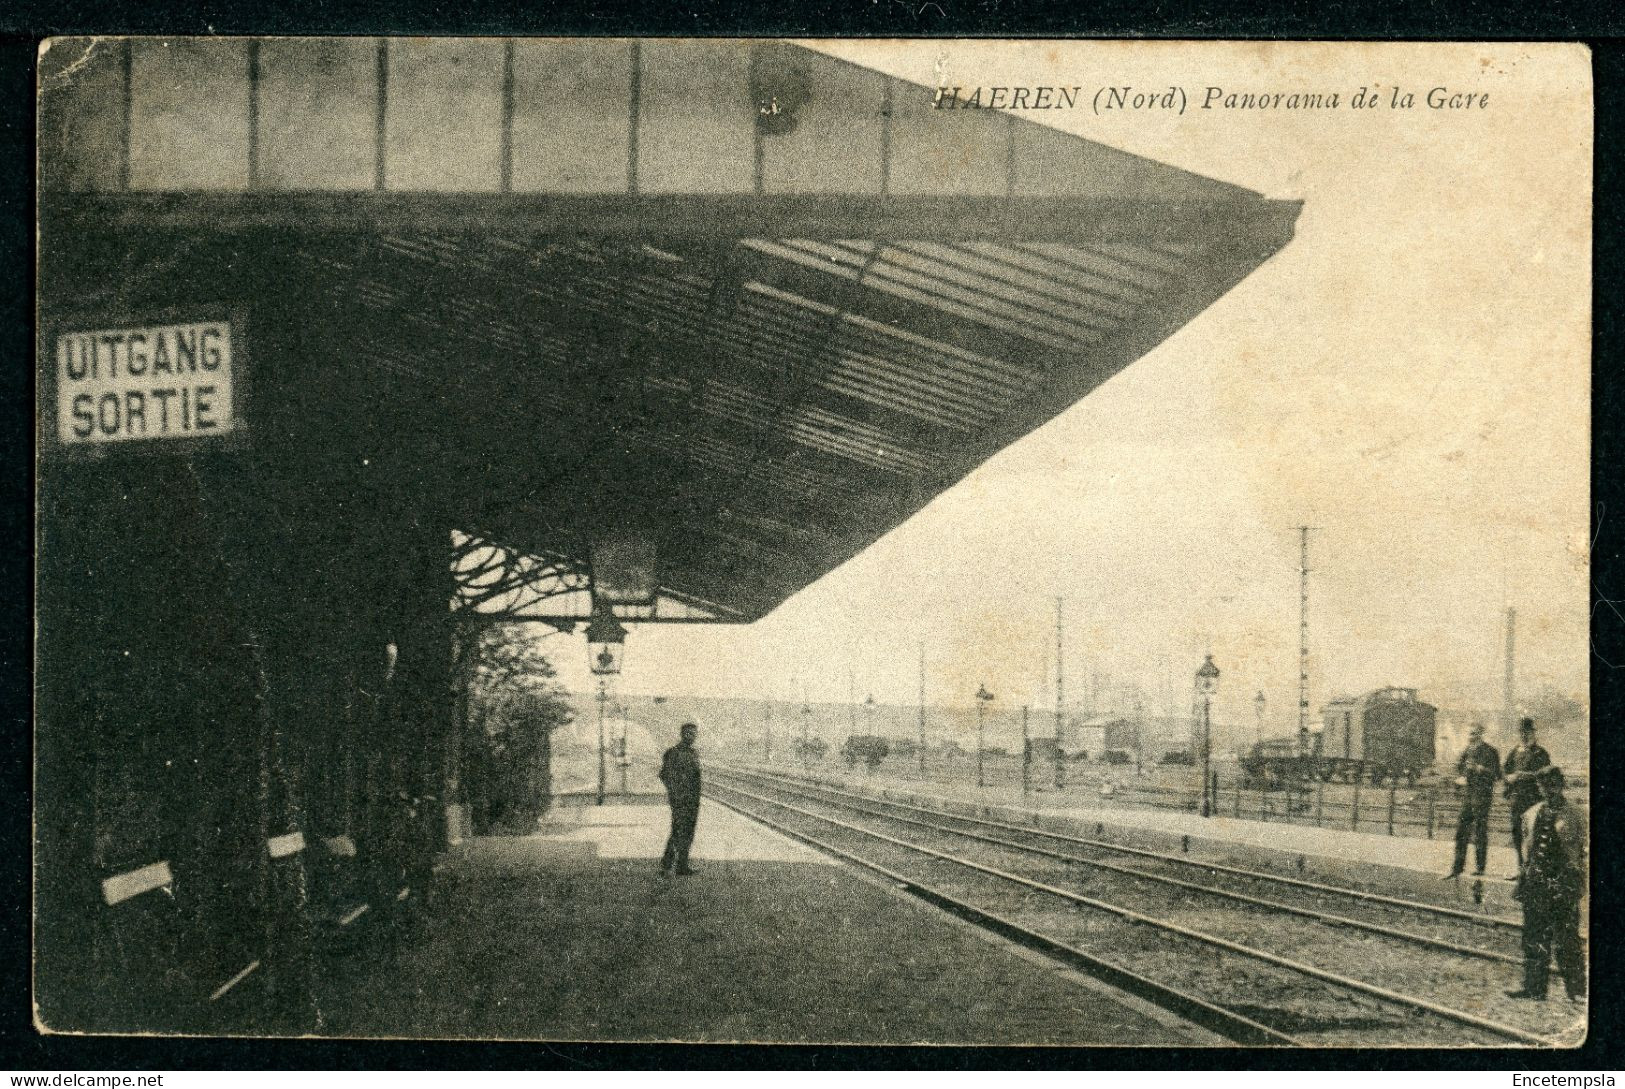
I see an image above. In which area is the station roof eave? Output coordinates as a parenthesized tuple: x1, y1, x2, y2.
(37, 39, 1302, 625)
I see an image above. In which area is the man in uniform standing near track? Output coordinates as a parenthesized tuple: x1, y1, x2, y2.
(1507, 765, 1586, 1001)
(1502, 717, 1552, 867)
(1445, 722, 1500, 878)
(659, 721, 703, 876)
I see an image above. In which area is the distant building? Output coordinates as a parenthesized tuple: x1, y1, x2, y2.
(1060, 715, 1136, 760)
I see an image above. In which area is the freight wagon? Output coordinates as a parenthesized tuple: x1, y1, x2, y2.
(1242, 687, 1437, 786)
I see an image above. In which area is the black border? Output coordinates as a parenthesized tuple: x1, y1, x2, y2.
(5, 8, 1624, 1074)
(4, 6, 1625, 39)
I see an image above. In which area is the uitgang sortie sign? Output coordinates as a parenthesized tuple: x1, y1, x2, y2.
(54, 321, 237, 447)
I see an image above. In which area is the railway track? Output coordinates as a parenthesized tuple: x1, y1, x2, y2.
(708, 765, 1581, 1048)
(728, 765, 1526, 957)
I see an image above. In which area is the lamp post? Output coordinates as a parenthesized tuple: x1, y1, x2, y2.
(1254, 690, 1267, 749)
(1196, 655, 1220, 817)
(586, 602, 627, 807)
(975, 684, 995, 789)
(864, 693, 875, 736)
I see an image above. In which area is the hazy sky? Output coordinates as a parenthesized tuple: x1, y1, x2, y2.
(550, 41, 1591, 737)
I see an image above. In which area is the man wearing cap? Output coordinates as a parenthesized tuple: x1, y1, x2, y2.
(1507, 765, 1586, 1001)
(658, 721, 702, 876)
(1502, 717, 1552, 866)
(1445, 723, 1501, 878)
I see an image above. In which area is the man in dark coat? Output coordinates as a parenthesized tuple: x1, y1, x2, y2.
(1507, 765, 1586, 1001)
(1445, 723, 1501, 878)
(658, 721, 702, 876)
(1502, 717, 1552, 866)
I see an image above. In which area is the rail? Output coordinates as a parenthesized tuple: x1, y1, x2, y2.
(709, 770, 1553, 1048)
(702, 785, 1296, 1046)
(720, 764, 1521, 961)
(731, 761, 1523, 930)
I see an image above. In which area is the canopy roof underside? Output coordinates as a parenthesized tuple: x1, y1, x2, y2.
(38, 40, 1300, 623)
(41, 210, 1292, 622)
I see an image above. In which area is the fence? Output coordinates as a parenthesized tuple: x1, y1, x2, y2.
(759, 744, 1582, 848)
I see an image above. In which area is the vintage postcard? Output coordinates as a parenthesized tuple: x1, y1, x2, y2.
(34, 37, 1591, 1048)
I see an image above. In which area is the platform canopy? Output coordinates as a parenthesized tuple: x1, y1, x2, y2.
(38, 38, 1300, 623)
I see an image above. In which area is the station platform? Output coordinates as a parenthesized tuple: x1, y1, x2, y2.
(1064, 800, 1518, 876)
(737, 766, 1530, 917)
(312, 799, 1213, 1045)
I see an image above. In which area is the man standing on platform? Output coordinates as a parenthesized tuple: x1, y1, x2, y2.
(1507, 765, 1586, 1001)
(1503, 717, 1552, 867)
(1445, 723, 1501, 878)
(659, 721, 703, 876)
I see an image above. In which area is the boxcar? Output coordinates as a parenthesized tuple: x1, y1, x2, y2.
(1316, 687, 1436, 782)
(1244, 687, 1437, 785)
